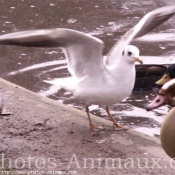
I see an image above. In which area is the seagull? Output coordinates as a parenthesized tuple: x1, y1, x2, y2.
(0, 94, 4, 114)
(0, 5, 175, 131)
(0, 94, 12, 116)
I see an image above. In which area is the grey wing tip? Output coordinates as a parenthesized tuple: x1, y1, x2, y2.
(154, 5, 175, 14)
(0, 29, 65, 47)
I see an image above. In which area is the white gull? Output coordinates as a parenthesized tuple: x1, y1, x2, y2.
(0, 6, 175, 131)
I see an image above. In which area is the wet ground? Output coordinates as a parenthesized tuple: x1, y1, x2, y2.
(0, 0, 175, 136)
(1, 77, 175, 175)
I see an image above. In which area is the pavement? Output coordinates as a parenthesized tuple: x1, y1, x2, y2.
(0, 78, 174, 175)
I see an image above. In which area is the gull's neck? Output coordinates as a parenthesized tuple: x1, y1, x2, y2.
(111, 57, 135, 72)
(109, 57, 136, 85)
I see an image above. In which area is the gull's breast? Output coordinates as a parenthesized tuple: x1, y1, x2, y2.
(73, 73, 135, 105)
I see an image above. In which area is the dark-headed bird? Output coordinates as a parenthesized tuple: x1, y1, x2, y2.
(0, 6, 175, 131)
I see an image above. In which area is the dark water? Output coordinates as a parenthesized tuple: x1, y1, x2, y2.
(0, 0, 175, 136)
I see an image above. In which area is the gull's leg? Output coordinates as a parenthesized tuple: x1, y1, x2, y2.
(86, 106, 104, 131)
(106, 105, 127, 131)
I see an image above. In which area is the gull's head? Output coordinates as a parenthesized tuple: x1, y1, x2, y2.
(122, 45, 143, 65)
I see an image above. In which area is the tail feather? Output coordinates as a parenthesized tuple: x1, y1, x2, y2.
(43, 79, 62, 86)
(39, 85, 62, 96)
(43, 78, 77, 94)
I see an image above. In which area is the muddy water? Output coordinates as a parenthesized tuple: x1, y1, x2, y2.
(0, 0, 175, 136)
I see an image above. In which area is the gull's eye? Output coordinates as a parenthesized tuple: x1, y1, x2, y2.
(128, 51, 132, 56)
(122, 50, 124, 56)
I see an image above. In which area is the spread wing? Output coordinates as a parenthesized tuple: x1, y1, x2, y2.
(0, 28, 106, 78)
(106, 5, 175, 65)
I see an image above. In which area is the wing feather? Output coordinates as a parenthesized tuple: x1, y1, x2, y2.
(106, 5, 175, 65)
(0, 28, 105, 77)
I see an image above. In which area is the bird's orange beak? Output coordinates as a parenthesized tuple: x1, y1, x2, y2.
(135, 58, 143, 64)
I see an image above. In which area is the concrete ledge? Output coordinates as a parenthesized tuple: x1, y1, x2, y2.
(0, 78, 161, 144)
(0, 78, 174, 174)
